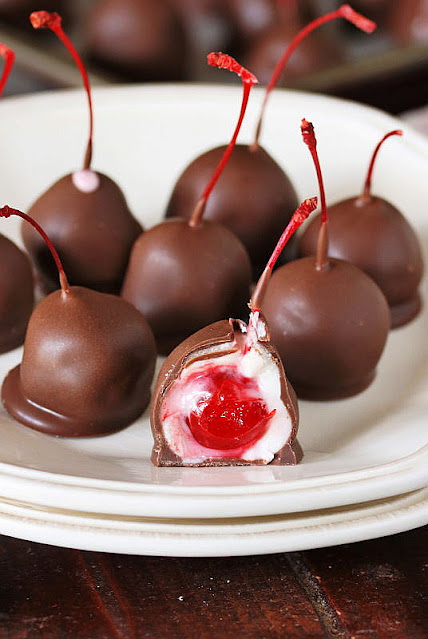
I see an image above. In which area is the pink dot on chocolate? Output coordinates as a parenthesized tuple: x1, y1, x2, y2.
(72, 169, 100, 193)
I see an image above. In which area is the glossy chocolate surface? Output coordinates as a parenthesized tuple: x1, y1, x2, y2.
(22, 172, 142, 295)
(166, 144, 298, 274)
(299, 196, 424, 328)
(263, 256, 390, 400)
(85, 0, 187, 81)
(0, 235, 34, 354)
(151, 316, 302, 466)
(121, 218, 252, 355)
(2, 286, 157, 437)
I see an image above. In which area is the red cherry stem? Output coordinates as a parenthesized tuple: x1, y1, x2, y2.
(0, 44, 15, 97)
(30, 11, 93, 170)
(189, 53, 258, 228)
(0, 205, 70, 294)
(361, 129, 403, 200)
(249, 197, 317, 311)
(252, 4, 376, 147)
(301, 119, 329, 271)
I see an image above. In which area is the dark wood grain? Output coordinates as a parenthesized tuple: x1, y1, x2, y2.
(0, 526, 426, 639)
(301, 526, 428, 639)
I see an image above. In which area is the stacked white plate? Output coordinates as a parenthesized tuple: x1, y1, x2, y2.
(0, 85, 426, 556)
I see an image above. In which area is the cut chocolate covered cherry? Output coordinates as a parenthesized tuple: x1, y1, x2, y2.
(299, 129, 424, 328)
(22, 12, 142, 295)
(151, 197, 317, 466)
(1, 207, 156, 438)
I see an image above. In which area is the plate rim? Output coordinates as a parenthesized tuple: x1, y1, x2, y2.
(0, 445, 426, 518)
(0, 487, 426, 556)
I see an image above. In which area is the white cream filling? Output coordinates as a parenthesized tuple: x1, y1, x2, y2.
(161, 343, 292, 465)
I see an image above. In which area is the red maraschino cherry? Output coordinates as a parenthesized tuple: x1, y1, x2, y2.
(21, 11, 142, 296)
(299, 129, 424, 328)
(150, 197, 316, 465)
(1, 205, 157, 437)
(166, 4, 376, 276)
(121, 53, 257, 356)
(262, 119, 390, 400)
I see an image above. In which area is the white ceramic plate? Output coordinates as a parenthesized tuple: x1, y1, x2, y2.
(0, 488, 426, 556)
(0, 85, 427, 525)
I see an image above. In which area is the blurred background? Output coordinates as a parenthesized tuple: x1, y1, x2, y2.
(0, 0, 427, 116)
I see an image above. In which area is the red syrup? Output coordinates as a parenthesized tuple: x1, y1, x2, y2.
(184, 366, 275, 450)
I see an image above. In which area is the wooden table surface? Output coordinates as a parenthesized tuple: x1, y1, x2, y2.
(0, 525, 427, 638)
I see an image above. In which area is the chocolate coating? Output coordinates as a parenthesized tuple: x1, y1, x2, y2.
(299, 196, 424, 328)
(166, 144, 299, 274)
(151, 316, 302, 466)
(225, 0, 277, 43)
(245, 22, 343, 86)
(0, 0, 34, 11)
(0, 235, 34, 353)
(389, 0, 428, 46)
(170, 0, 220, 24)
(2, 286, 157, 437)
(121, 218, 252, 355)
(0, 0, 64, 17)
(262, 257, 390, 400)
(85, 0, 188, 81)
(22, 172, 142, 295)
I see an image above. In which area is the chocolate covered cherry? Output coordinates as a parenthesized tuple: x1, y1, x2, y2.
(0, 234, 34, 353)
(22, 12, 141, 295)
(85, 0, 187, 82)
(166, 5, 375, 275)
(122, 53, 255, 355)
(0, 45, 34, 352)
(263, 121, 390, 400)
(1, 206, 156, 437)
(299, 130, 424, 328)
(151, 198, 317, 466)
(224, 0, 278, 44)
(245, 20, 343, 86)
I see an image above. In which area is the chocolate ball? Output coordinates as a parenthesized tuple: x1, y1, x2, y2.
(151, 315, 302, 466)
(245, 21, 343, 86)
(22, 172, 142, 295)
(0, 234, 34, 353)
(0, 1, 67, 28)
(225, 0, 277, 44)
(121, 218, 252, 355)
(262, 256, 390, 400)
(299, 197, 424, 328)
(166, 144, 298, 275)
(0, 0, 63, 15)
(85, 0, 188, 81)
(2, 286, 157, 437)
(170, 0, 220, 24)
(0, 0, 33, 11)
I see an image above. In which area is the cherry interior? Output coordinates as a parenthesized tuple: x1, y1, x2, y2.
(185, 366, 275, 450)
